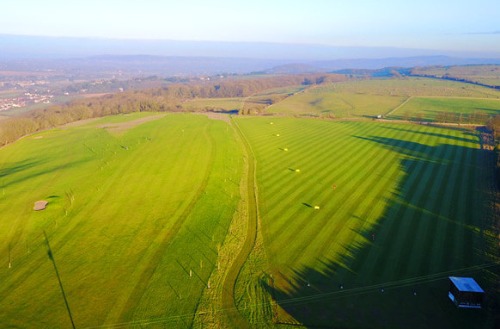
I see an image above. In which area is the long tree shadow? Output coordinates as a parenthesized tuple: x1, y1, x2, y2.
(381, 125, 478, 144)
(0, 158, 90, 190)
(0, 159, 45, 180)
(262, 135, 499, 328)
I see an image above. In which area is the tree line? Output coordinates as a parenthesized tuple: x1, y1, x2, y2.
(409, 72, 500, 90)
(487, 115, 500, 188)
(0, 74, 345, 146)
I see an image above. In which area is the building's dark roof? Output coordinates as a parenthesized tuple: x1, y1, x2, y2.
(449, 277, 484, 293)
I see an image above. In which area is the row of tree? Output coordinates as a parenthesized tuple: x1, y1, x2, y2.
(410, 72, 500, 90)
(0, 74, 345, 146)
(487, 115, 500, 188)
(434, 111, 491, 124)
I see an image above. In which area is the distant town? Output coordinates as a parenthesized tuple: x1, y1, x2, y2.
(0, 74, 137, 113)
(0, 91, 54, 112)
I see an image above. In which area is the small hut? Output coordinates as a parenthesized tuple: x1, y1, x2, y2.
(448, 276, 484, 309)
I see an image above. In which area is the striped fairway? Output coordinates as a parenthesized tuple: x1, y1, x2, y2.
(236, 117, 497, 328)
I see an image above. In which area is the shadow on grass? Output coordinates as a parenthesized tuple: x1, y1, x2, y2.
(0, 158, 44, 180)
(262, 134, 500, 329)
(0, 158, 90, 190)
(381, 125, 477, 144)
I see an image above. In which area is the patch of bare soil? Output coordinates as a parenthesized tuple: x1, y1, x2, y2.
(199, 112, 232, 123)
(98, 114, 166, 134)
(61, 117, 102, 129)
(81, 93, 110, 98)
(33, 200, 48, 211)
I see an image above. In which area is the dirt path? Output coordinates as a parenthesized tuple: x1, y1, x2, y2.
(199, 112, 232, 123)
(218, 117, 259, 328)
(385, 96, 412, 117)
(98, 114, 166, 134)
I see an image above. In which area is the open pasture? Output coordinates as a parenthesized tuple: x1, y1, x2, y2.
(252, 85, 305, 97)
(412, 65, 500, 86)
(235, 117, 498, 328)
(267, 78, 500, 118)
(181, 87, 304, 113)
(267, 84, 405, 118)
(0, 112, 243, 328)
(182, 97, 244, 112)
(330, 78, 500, 98)
(388, 96, 500, 123)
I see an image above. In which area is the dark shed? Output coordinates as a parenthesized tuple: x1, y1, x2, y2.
(448, 276, 484, 309)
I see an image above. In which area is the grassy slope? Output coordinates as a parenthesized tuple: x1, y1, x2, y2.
(0, 112, 243, 328)
(268, 87, 405, 117)
(236, 117, 498, 329)
(390, 97, 500, 122)
(413, 65, 500, 86)
(268, 78, 500, 118)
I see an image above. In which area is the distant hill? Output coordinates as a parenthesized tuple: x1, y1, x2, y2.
(267, 56, 500, 74)
(2, 34, 500, 61)
(1, 34, 500, 77)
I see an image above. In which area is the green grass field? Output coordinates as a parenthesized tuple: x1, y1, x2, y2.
(388, 97, 500, 122)
(268, 88, 406, 118)
(0, 112, 243, 328)
(235, 117, 499, 328)
(412, 65, 500, 86)
(267, 78, 500, 119)
(0, 77, 499, 328)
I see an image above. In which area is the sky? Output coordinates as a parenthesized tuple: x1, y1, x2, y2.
(1, 0, 499, 54)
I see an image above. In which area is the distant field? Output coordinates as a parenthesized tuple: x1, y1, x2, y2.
(182, 86, 305, 113)
(326, 78, 500, 98)
(253, 85, 305, 96)
(183, 97, 244, 111)
(268, 87, 405, 117)
(0, 112, 243, 328)
(389, 96, 500, 122)
(267, 78, 500, 118)
(412, 65, 500, 86)
(235, 117, 498, 328)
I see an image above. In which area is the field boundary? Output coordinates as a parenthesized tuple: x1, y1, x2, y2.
(385, 96, 412, 116)
(217, 116, 259, 328)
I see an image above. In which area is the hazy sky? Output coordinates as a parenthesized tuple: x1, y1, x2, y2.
(1, 0, 499, 53)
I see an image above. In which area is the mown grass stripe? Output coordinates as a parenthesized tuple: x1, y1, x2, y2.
(261, 130, 371, 243)
(369, 131, 432, 281)
(396, 143, 448, 279)
(266, 123, 398, 266)
(333, 149, 404, 277)
(413, 143, 455, 277)
(268, 135, 384, 260)
(426, 139, 461, 274)
(312, 148, 402, 269)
